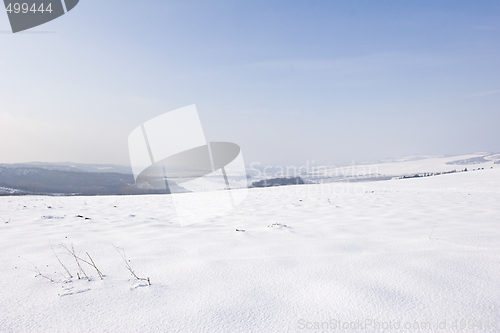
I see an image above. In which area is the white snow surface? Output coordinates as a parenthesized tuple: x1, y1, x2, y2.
(0, 187, 22, 195)
(1, 164, 500, 332)
(305, 153, 498, 180)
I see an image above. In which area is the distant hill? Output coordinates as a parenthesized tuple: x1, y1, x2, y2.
(2, 153, 498, 195)
(446, 156, 489, 165)
(0, 162, 133, 174)
(0, 164, 165, 196)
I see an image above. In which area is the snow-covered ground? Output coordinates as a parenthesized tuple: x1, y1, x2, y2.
(247, 152, 500, 186)
(0, 187, 24, 195)
(1, 161, 500, 332)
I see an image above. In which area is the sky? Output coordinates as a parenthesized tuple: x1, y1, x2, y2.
(1, 0, 499, 167)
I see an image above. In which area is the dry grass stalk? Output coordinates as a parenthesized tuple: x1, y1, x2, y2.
(114, 245, 151, 286)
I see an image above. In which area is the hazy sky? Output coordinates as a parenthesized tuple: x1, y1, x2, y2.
(1, 0, 499, 167)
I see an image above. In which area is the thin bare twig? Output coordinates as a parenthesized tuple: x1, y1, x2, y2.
(19, 256, 54, 282)
(86, 252, 103, 279)
(61, 243, 89, 280)
(429, 219, 441, 240)
(51, 243, 73, 279)
(59, 242, 104, 280)
(114, 245, 151, 285)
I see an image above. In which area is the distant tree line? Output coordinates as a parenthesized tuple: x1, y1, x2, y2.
(251, 177, 305, 188)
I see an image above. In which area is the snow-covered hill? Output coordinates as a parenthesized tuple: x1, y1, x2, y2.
(255, 152, 500, 184)
(0, 186, 24, 195)
(0, 163, 499, 332)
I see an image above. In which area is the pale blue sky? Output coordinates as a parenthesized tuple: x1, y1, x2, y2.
(1, 0, 499, 166)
